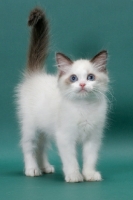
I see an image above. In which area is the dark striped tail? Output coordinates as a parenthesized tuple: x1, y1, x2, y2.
(27, 7, 49, 72)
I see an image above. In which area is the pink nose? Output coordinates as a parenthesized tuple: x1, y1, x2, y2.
(80, 83, 86, 88)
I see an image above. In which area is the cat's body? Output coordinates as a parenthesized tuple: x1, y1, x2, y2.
(16, 8, 109, 182)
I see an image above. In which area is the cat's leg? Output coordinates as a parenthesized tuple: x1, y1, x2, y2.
(41, 154, 55, 173)
(21, 124, 42, 177)
(82, 135, 102, 181)
(56, 131, 83, 183)
(38, 134, 54, 173)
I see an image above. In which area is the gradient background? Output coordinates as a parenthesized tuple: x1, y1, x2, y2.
(0, 1, 133, 199)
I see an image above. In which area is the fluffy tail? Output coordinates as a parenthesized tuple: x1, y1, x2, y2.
(27, 7, 49, 72)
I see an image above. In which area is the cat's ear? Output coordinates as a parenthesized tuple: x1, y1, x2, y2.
(91, 50, 108, 73)
(56, 53, 73, 76)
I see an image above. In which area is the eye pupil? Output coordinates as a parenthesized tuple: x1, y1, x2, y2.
(72, 76, 75, 80)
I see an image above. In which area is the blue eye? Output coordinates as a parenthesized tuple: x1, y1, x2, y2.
(70, 74, 78, 82)
(87, 74, 95, 81)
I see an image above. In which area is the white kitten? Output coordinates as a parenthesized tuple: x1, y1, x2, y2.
(16, 8, 109, 182)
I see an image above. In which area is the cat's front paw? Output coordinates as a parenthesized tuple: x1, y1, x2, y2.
(65, 171, 83, 183)
(83, 170, 102, 181)
(25, 168, 42, 177)
(42, 165, 55, 174)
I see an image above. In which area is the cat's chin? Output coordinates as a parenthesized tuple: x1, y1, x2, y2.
(68, 91, 91, 101)
(74, 90, 100, 102)
(78, 91, 89, 98)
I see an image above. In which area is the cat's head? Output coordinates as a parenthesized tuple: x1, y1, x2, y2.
(56, 51, 109, 101)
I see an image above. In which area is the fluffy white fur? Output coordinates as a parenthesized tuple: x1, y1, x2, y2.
(16, 56, 109, 182)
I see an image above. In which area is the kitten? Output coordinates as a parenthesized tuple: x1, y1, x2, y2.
(16, 7, 109, 182)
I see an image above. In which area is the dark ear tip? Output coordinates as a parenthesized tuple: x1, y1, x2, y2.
(56, 52, 60, 55)
(100, 50, 108, 55)
(96, 50, 108, 59)
(90, 50, 108, 71)
(55, 52, 73, 66)
(55, 53, 61, 60)
(55, 52, 64, 59)
(56, 52, 65, 57)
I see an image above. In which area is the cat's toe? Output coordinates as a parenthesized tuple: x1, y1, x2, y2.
(42, 165, 55, 174)
(25, 168, 42, 177)
(83, 170, 102, 181)
(65, 172, 83, 183)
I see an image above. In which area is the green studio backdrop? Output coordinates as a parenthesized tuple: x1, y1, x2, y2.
(0, 1, 133, 200)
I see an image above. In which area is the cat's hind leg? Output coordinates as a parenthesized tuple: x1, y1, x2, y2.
(21, 123, 42, 177)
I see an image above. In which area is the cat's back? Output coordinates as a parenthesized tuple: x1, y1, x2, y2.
(16, 72, 61, 130)
(17, 71, 59, 100)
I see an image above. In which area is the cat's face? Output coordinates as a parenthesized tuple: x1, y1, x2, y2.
(56, 51, 109, 101)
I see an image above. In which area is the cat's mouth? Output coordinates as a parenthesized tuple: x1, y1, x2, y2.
(79, 88, 88, 93)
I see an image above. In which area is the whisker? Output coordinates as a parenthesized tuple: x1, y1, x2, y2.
(93, 88, 113, 111)
(107, 86, 116, 102)
(63, 90, 74, 99)
(93, 89, 111, 103)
